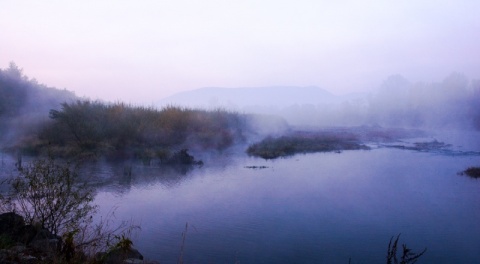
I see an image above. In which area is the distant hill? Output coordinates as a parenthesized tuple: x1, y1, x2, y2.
(157, 86, 369, 126)
(158, 86, 367, 108)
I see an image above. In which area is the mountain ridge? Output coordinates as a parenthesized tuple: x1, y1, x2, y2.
(157, 86, 366, 110)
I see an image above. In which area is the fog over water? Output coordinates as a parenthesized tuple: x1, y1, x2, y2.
(1, 1, 480, 263)
(88, 135, 480, 263)
(1, 66, 480, 263)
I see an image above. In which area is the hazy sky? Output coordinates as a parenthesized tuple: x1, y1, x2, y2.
(1, 0, 479, 104)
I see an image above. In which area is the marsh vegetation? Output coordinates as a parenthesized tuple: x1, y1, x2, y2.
(245, 126, 428, 159)
(246, 131, 370, 159)
(43, 101, 248, 160)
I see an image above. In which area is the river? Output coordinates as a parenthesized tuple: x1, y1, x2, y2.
(1, 131, 479, 263)
(89, 131, 480, 263)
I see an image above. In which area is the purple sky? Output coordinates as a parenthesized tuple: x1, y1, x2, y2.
(1, 0, 479, 104)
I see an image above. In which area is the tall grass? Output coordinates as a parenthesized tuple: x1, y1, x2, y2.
(17, 100, 249, 160)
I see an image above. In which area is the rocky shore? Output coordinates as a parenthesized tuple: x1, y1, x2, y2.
(0, 212, 157, 264)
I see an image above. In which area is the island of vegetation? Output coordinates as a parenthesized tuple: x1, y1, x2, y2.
(247, 131, 370, 159)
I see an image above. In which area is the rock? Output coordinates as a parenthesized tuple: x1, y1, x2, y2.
(0, 213, 64, 262)
(124, 258, 145, 264)
(8, 244, 27, 254)
(32, 228, 57, 240)
(15, 225, 38, 244)
(18, 253, 38, 264)
(0, 213, 153, 263)
(29, 238, 61, 254)
(102, 247, 144, 264)
(0, 249, 9, 263)
(28, 228, 62, 254)
(124, 258, 160, 264)
(0, 212, 25, 236)
(0, 246, 36, 264)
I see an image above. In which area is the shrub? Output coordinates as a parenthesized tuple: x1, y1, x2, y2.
(9, 158, 96, 236)
(2, 158, 138, 262)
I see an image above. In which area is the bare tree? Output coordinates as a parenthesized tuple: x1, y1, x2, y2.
(10, 158, 96, 236)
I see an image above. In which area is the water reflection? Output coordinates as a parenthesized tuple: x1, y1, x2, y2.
(78, 162, 200, 194)
(92, 147, 480, 263)
(1, 132, 479, 263)
(76, 150, 239, 193)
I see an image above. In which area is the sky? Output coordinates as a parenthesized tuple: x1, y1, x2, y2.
(1, 0, 479, 104)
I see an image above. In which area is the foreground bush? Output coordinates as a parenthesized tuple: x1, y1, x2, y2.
(1, 158, 140, 263)
(10, 158, 96, 236)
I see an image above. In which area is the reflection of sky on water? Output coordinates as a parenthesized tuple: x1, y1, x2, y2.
(93, 147, 480, 263)
(1, 131, 479, 263)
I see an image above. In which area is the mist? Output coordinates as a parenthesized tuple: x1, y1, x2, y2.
(1, 66, 480, 264)
(2, 1, 480, 103)
(157, 72, 480, 131)
(0, 62, 76, 149)
(367, 73, 480, 129)
(2, 1, 480, 262)
(3, 62, 480, 158)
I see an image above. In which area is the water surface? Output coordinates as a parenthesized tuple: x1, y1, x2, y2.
(92, 141, 480, 263)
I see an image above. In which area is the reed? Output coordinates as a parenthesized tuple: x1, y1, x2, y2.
(386, 234, 427, 264)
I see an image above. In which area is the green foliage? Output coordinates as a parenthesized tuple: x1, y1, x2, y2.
(9, 158, 97, 236)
